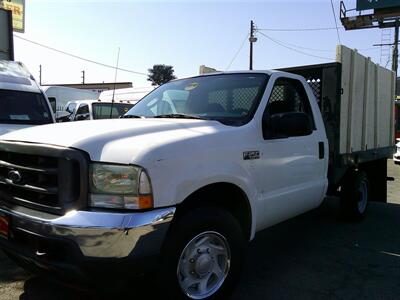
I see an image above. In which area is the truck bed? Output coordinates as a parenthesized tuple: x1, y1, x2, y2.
(281, 45, 396, 193)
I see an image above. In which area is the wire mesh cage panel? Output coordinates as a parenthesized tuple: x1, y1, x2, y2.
(232, 87, 258, 110)
(209, 87, 259, 112)
(209, 90, 228, 109)
(306, 79, 322, 104)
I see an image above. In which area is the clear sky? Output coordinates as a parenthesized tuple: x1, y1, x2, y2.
(13, 0, 389, 87)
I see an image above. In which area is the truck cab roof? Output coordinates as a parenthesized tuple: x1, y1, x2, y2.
(0, 60, 42, 94)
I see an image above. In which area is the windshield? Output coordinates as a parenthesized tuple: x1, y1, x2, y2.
(0, 89, 53, 125)
(92, 102, 134, 119)
(125, 73, 269, 126)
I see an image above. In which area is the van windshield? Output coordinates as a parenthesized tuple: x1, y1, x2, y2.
(0, 89, 53, 125)
(125, 73, 270, 126)
(92, 102, 134, 119)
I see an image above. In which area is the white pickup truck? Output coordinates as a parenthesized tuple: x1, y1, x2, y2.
(58, 99, 135, 122)
(0, 46, 395, 299)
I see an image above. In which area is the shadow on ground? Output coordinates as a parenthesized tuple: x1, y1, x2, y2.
(1, 198, 400, 299)
(233, 199, 400, 299)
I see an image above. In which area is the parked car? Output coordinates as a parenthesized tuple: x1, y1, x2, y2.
(0, 60, 55, 136)
(394, 139, 400, 164)
(0, 46, 395, 299)
(57, 99, 135, 122)
(42, 86, 100, 115)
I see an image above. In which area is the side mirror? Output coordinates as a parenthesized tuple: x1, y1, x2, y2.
(263, 112, 313, 139)
(66, 106, 74, 114)
(55, 111, 72, 123)
(48, 97, 56, 113)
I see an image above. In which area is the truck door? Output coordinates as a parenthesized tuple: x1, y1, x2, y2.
(256, 76, 327, 229)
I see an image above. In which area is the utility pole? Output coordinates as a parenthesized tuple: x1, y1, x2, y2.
(39, 65, 42, 85)
(392, 19, 399, 76)
(249, 20, 257, 70)
(81, 70, 85, 84)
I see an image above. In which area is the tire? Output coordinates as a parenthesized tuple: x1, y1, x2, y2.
(156, 207, 247, 300)
(340, 171, 369, 221)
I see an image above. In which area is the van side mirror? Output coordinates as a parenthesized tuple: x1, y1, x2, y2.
(66, 106, 73, 113)
(48, 97, 56, 113)
(263, 112, 313, 139)
(55, 111, 71, 123)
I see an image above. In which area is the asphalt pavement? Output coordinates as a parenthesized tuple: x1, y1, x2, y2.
(1, 161, 399, 300)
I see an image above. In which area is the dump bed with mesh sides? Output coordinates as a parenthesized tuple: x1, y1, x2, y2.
(281, 45, 396, 200)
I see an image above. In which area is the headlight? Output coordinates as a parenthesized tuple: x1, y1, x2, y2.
(89, 163, 153, 210)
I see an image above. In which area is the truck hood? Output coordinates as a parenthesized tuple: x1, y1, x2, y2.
(0, 119, 235, 164)
(0, 124, 33, 136)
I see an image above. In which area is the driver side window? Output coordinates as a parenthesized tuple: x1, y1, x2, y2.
(263, 77, 315, 139)
(266, 78, 313, 116)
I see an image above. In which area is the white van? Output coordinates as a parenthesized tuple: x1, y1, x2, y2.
(0, 60, 55, 136)
(42, 86, 100, 114)
(99, 86, 154, 104)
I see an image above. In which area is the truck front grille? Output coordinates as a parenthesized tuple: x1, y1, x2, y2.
(0, 142, 88, 215)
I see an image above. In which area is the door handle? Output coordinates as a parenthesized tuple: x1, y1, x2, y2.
(319, 142, 324, 159)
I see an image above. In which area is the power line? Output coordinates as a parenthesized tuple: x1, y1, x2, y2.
(262, 38, 376, 52)
(258, 35, 335, 52)
(256, 30, 377, 53)
(256, 30, 378, 53)
(330, 0, 342, 44)
(226, 33, 249, 71)
(257, 27, 340, 32)
(14, 35, 147, 76)
(257, 31, 333, 61)
(357, 47, 381, 51)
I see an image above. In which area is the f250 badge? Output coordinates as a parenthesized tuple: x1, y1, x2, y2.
(243, 151, 260, 160)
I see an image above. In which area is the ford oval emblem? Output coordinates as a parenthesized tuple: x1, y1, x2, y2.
(8, 170, 22, 184)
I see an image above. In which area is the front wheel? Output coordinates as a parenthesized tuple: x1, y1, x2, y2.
(157, 207, 247, 299)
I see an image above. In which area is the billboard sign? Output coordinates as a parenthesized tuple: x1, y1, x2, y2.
(0, 8, 14, 60)
(357, 0, 400, 11)
(0, 0, 25, 33)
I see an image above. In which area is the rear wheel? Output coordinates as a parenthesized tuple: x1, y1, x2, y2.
(157, 207, 246, 299)
(340, 171, 369, 221)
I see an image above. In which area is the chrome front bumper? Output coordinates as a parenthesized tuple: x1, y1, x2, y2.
(0, 204, 175, 259)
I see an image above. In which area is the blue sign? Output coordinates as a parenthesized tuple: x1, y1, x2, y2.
(357, 0, 400, 10)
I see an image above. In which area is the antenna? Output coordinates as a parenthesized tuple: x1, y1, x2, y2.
(110, 47, 120, 118)
(39, 65, 42, 85)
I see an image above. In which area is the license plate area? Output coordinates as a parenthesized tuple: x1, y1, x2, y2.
(0, 213, 10, 239)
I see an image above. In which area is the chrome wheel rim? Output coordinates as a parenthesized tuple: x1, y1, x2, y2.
(358, 181, 368, 214)
(177, 231, 231, 299)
